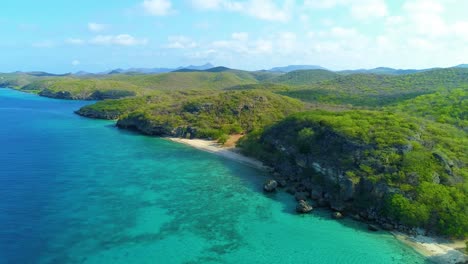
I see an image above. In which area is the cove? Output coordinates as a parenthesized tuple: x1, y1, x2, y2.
(0, 88, 429, 263)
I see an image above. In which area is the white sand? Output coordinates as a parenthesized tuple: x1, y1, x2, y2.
(167, 137, 467, 264)
(393, 232, 467, 264)
(166, 138, 270, 171)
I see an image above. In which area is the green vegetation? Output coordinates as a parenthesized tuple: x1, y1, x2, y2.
(240, 110, 467, 237)
(0, 72, 43, 88)
(78, 90, 304, 140)
(3, 66, 467, 238)
(280, 68, 468, 107)
(21, 78, 142, 100)
(391, 88, 468, 129)
(269, 69, 339, 85)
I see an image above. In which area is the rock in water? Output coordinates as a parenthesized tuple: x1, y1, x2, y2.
(263, 179, 278, 192)
(296, 200, 313, 214)
(332, 212, 343, 219)
(368, 224, 379, 232)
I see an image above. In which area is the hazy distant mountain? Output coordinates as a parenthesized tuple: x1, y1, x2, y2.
(74, 71, 94, 76)
(174, 66, 232, 73)
(269, 65, 327, 72)
(101, 63, 215, 75)
(176, 63, 215, 71)
(338, 67, 423, 75)
(454, 64, 468, 68)
(23, 71, 71, 77)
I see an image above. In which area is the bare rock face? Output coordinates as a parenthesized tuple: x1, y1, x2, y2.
(296, 200, 313, 214)
(263, 179, 278, 192)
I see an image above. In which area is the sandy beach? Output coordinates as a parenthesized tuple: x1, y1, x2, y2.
(167, 137, 467, 264)
(166, 137, 270, 171)
(393, 232, 467, 264)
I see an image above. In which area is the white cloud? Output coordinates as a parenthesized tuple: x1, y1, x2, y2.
(191, 0, 221, 10)
(66, 38, 85, 45)
(232, 32, 249, 42)
(71, 60, 80, 66)
(304, 0, 387, 20)
(244, 0, 293, 22)
(32, 40, 56, 48)
(88, 23, 108, 32)
(166, 35, 197, 49)
(403, 0, 444, 14)
(304, 0, 349, 9)
(350, 0, 387, 20)
(142, 0, 173, 16)
(191, 0, 293, 22)
(90, 35, 148, 46)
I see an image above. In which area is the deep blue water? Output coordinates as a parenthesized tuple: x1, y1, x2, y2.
(0, 88, 429, 263)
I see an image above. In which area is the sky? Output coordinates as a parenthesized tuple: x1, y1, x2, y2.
(1, 0, 467, 73)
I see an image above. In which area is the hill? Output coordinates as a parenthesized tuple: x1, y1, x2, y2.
(13, 70, 265, 99)
(77, 90, 305, 141)
(281, 68, 468, 106)
(338, 67, 423, 75)
(239, 110, 468, 237)
(20, 78, 142, 100)
(269, 65, 327, 72)
(269, 69, 339, 85)
(391, 88, 468, 130)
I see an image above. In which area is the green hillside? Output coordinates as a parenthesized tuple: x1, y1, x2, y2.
(269, 69, 339, 85)
(77, 90, 304, 141)
(281, 68, 468, 106)
(21, 78, 142, 100)
(0, 73, 43, 88)
(391, 89, 468, 130)
(240, 110, 468, 237)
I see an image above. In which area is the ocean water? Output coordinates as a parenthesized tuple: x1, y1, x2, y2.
(0, 88, 429, 264)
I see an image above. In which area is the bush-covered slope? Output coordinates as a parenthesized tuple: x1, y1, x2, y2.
(8, 71, 261, 99)
(77, 90, 305, 140)
(281, 68, 468, 107)
(107, 71, 259, 90)
(391, 88, 468, 130)
(240, 110, 468, 237)
(269, 69, 339, 85)
(0, 73, 42, 88)
(21, 78, 141, 100)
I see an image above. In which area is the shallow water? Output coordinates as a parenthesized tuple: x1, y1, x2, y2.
(0, 89, 429, 263)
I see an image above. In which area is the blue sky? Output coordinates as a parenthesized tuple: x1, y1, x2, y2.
(1, 0, 467, 73)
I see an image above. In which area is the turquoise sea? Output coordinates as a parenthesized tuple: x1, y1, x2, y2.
(0, 88, 429, 263)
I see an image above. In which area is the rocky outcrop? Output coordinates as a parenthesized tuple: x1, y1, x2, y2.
(296, 200, 313, 214)
(116, 116, 174, 136)
(39, 89, 135, 100)
(75, 108, 122, 120)
(332, 212, 343, 219)
(263, 179, 278, 192)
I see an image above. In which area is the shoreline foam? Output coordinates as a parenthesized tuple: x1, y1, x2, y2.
(166, 137, 270, 171)
(167, 137, 467, 264)
(393, 232, 467, 264)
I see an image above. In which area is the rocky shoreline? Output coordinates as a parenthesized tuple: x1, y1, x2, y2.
(168, 137, 467, 264)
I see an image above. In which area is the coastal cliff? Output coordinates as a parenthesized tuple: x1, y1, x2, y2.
(77, 90, 305, 140)
(239, 110, 468, 238)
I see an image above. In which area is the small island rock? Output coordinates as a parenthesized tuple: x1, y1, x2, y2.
(332, 212, 343, 219)
(296, 200, 313, 214)
(263, 179, 278, 192)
